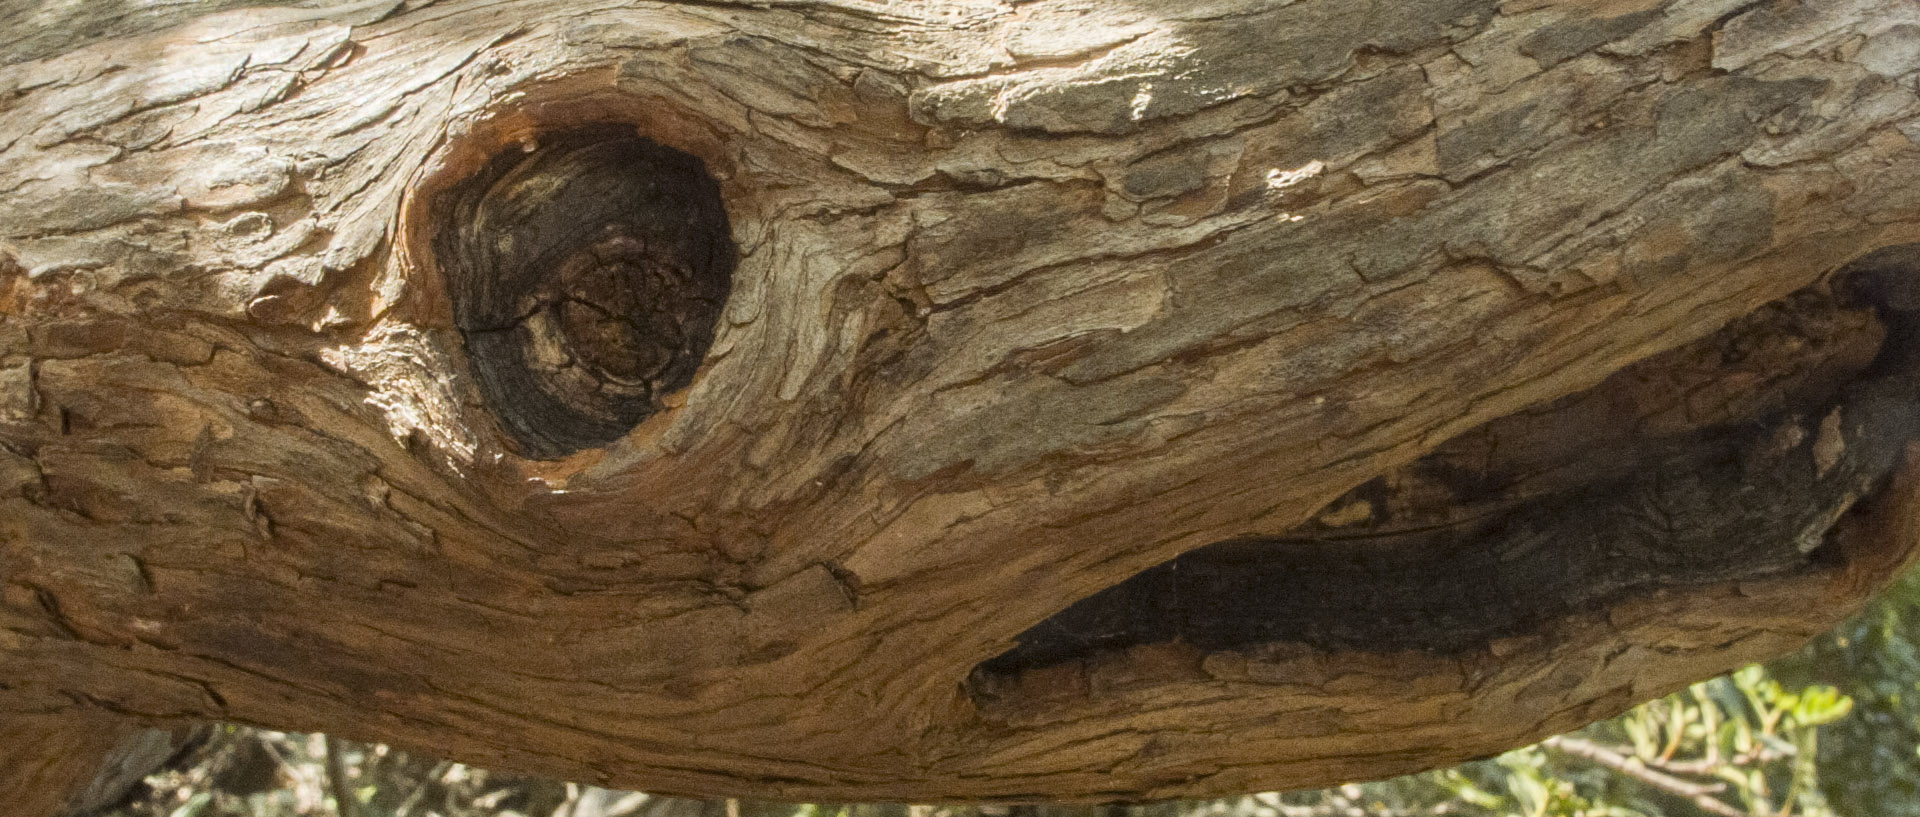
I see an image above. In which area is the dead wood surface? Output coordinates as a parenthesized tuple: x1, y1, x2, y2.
(0, 709, 145, 816)
(4, 0, 1920, 805)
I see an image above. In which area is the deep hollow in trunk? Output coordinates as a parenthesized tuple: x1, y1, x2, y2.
(438, 125, 736, 458)
(981, 281, 1911, 683)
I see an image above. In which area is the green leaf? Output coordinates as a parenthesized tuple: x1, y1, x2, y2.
(1792, 684, 1855, 726)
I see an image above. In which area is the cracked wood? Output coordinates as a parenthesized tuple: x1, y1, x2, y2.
(3, 0, 1920, 807)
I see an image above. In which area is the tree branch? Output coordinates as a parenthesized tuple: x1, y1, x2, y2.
(1540, 736, 1746, 817)
(323, 735, 358, 817)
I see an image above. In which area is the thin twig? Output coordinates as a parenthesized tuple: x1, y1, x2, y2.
(322, 735, 358, 817)
(1656, 747, 1785, 776)
(394, 759, 454, 817)
(1541, 736, 1747, 817)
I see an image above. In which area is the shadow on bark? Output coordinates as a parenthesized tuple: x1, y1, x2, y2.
(979, 246, 1920, 690)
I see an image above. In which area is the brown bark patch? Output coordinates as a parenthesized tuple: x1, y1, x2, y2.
(976, 274, 1919, 690)
(430, 125, 735, 458)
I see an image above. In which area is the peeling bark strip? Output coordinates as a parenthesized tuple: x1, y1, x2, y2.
(4, 0, 1920, 806)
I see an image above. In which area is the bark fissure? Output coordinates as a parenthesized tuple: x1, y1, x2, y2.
(6, 0, 1920, 806)
(979, 282, 1912, 675)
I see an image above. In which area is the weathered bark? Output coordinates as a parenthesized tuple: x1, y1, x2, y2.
(0, 709, 134, 816)
(0, 707, 194, 816)
(3, 0, 1920, 806)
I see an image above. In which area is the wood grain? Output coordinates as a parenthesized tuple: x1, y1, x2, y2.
(2, 0, 1919, 804)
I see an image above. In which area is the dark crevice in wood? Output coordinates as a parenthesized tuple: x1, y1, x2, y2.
(977, 251, 1920, 682)
(434, 124, 736, 459)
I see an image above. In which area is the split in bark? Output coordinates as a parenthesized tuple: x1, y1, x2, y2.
(984, 273, 1918, 676)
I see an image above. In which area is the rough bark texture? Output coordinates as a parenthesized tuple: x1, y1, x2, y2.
(0, 709, 140, 816)
(5, 0, 1920, 807)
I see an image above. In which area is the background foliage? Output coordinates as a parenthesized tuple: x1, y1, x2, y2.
(91, 569, 1920, 817)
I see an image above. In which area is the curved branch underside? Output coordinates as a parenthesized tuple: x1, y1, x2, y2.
(4, 0, 1920, 804)
(0, 709, 142, 816)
